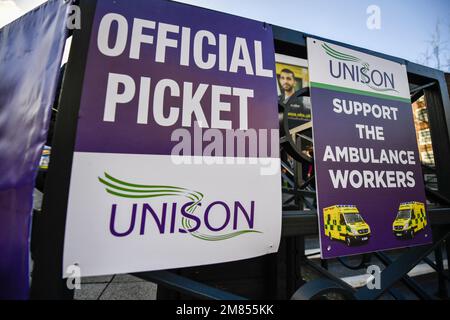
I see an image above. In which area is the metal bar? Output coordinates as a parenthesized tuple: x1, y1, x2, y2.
(283, 189, 316, 197)
(294, 157, 302, 209)
(289, 122, 312, 136)
(356, 232, 450, 300)
(411, 90, 425, 104)
(410, 81, 436, 96)
(283, 195, 295, 205)
(422, 164, 436, 174)
(386, 288, 406, 300)
(422, 257, 450, 281)
(425, 187, 450, 206)
(297, 190, 317, 197)
(302, 196, 316, 211)
(434, 242, 448, 298)
(286, 237, 295, 297)
(298, 175, 315, 190)
(265, 253, 279, 299)
(375, 252, 434, 300)
(298, 134, 313, 143)
(303, 259, 356, 293)
(291, 278, 356, 300)
(281, 172, 295, 188)
(295, 236, 306, 290)
(281, 160, 294, 177)
(424, 86, 450, 199)
(446, 236, 450, 286)
(133, 271, 247, 300)
(337, 254, 371, 271)
(281, 211, 318, 237)
(429, 208, 450, 225)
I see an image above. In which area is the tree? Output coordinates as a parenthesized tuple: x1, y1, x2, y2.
(418, 20, 450, 71)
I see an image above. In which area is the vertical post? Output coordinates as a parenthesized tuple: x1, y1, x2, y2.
(285, 236, 295, 297)
(424, 84, 450, 199)
(295, 137, 304, 209)
(433, 226, 448, 299)
(294, 163, 300, 208)
(294, 236, 306, 290)
(30, 0, 97, 299)
(434, 244, 447, 298)
(285, 235, 306, 298)
(445, 228, 450, 286)
(321, 259, 329, 270)
(264, 252, 279, 299)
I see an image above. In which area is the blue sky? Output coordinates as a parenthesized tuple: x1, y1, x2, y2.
(176, 0, 450, 71)
(1, 0, 449, 71)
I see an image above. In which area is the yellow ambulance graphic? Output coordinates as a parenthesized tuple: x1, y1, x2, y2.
(323, 205, 371, 246)
(392, 202, 427, 239)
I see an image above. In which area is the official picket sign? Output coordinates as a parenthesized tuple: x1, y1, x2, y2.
(63, 0, 281, 277)
(307, 38, 432, 258)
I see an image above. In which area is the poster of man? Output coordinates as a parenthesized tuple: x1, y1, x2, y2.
(276, 54, 313, 182)
(275, 54, 312, 170)
(275, 54, 311, 127)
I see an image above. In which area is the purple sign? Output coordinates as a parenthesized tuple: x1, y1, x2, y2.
(0, 1, 68, 299)
(75, 0, 278, 157)
(307, 38, 432, 259)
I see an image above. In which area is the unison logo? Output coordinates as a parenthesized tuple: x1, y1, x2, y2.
(98, 173, 261, 241)
(323, 43, 398, 93)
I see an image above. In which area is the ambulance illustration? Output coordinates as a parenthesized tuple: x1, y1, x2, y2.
(392, 202, 427, 239)
(323, 205, 371, 246)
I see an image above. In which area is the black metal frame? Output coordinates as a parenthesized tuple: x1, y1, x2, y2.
(29, 0, 450, 300)
(30, 0, 97, 299)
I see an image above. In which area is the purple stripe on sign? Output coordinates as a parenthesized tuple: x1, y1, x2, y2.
(0, 0, 69, 299)
(75, 0, 279, 158)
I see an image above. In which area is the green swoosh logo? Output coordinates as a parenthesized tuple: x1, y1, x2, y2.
(322, 43, 398, 93)
(98, 172, 202, 213)
(322, 43, 361, 62)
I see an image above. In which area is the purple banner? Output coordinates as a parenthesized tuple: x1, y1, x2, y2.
(312, 86, 432, 258)
(0, 0, 68, 299)
(75, 0, 278, 158)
